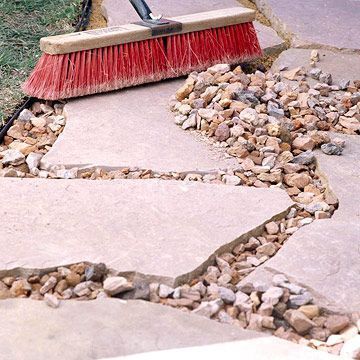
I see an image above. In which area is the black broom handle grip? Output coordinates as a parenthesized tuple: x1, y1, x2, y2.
(129, 0, 153, 20)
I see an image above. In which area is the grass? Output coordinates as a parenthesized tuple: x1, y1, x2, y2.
(0, 0, 82, 125)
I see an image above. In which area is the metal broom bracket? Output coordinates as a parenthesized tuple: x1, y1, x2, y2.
(129, 0, 182, 36)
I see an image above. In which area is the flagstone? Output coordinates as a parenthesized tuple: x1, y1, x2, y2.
(41, 80, 238, 173)
(0, 298, 335, 360)
(252, 0, 360, 51)
(0, 178, 293, 285)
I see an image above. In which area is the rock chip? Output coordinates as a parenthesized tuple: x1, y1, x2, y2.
(288, 292, 313, 307)
(40, 276, 57, 295)
(321, 143, 343, 156)
(18, 109, 34, 121)
(56, 168, 78, 179)
(309, 68, 322, 80)
(256, 242, 276, 256)
(208, 64, 230, 74)
(44, 293, 60, 308)
(175, 82, 194, 101)
(198, 108, 217, 120)
(298, 305, 319, 319)
(178, 104, 191, 115)
(304, 201, 330, 214)
(218, 287, 236, 304)
(73, 281, 93, 297)
(282, 282, 305, 295)
(292, 136, 315, 151)
(284, 309, 316, 335)
(10, 279, 31, 297)
(159, 284, 174, 298)
(319, 72, 332, 85)
(247, 313, 263, 331)
(85, 263, 107, 282)
(201, 86, 219, 104)
(103, 276, 133, 296)
(262, 287, 284, 305)
(26, 152, 43, 171)
(1, 149, 25, 166)
(65, 272, 81, 287)
(7, 124, 23, 139)
(292, 150, 315, 165)
(325, 315, 350, 334)
(265, 221, 279, 235)
(282, 67, 304, 81)
(223, 174, 241, 186)
(239, 108, 258, 125)
(192, 299, 223, 318)
(215, 123, 230, 141)
(234, 291, 250, 306)
(284, 173, 311, 189)
(182, 113, 197, 130)
(31, 117, 47, 128)
(55, 279, 68, 294)
(8, 140, 33, 155)
(40, 104, 53, 113)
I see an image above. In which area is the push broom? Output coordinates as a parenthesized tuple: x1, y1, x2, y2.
(22, 0, 262, 100)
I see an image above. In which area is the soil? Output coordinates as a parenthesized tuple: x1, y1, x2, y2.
(88, 0, 107, 29)
(237, 0, 271, 27)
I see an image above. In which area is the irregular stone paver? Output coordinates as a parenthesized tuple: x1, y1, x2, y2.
(0, 298, 334, 360)
(272, 49, 360, 86)
(102, 0, 285, 54)
(253, 0, 360, 51)
(0, 178, 293, 284)
(41, 80, 238, 172)
(240, 135, 360, 313)
(102, 0, 240, 25)
(254, 22, 285, 55)
(318, 134, 360, 221)
(117, 339, 336, 360)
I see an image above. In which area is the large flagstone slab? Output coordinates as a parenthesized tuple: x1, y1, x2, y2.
(240, 135, 360, 313)
(0, 298, 334, 360)
(252, 0, 360, 51)
(118, 337, 336, 360)
(102, 0, 240, 24)
(0, 178, 293, 284)
(317, 134, 360, 221)
(41, 80, 238, 173)
(102, 0, 285, 54)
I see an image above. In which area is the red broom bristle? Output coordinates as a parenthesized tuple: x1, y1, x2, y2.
(23, 22, 262, 100)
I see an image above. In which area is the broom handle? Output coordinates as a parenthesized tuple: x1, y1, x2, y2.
(129, 0, 153, 20)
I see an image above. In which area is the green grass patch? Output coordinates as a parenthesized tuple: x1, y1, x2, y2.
(0, 0, 82, 125)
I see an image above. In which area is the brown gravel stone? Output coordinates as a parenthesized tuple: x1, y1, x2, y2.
(10, 279, 31, 297)
(66, 272, 81, 287)
(284, 309, 316, 335)
(325, 315, 350, 334)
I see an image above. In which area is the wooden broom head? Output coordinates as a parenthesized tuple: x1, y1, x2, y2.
(40, 7, 256, 55)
